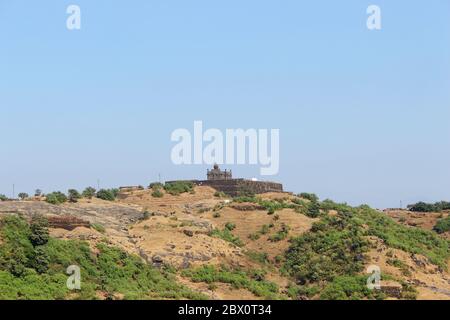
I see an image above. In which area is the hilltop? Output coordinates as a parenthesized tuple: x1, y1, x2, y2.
(0, 184, 449, 300)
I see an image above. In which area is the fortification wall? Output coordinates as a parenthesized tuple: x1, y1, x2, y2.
(193, 179, 283, 196)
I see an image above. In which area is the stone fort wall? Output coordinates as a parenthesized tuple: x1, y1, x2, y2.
(167, 179, 283, 197)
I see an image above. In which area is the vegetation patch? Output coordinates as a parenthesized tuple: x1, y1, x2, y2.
(387, 258, 411, 276)
(246, 251, 270, 265)
(210, 228, 243, 247)
(433, 216, 450, 234)
(45, 192, 68, 205)
(214, 191, 227, 198)
(284, 211, 368, 284)
(269, 224, 290, 242)
(96, 189, 119, 201)
(0, 215, 205, 300)
(91, 223, 106, 234)
(283, 200, 450, 299)
(319, 275, 385, 300)
(82, 187, 96, 199)
(151, 189, 164, 198)
(361, 206, 450, 269)
(408, 201, 450, 213)
(164, 181, 194, 196)
(68, 189, 81, 203)
(182, 265, 281, 299)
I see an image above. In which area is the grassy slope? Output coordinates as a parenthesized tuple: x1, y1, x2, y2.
(284, 201, 450, 300)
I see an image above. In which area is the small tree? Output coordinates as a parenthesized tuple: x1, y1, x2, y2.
(45, 191, 67, 205)
(299, 193, 319, 202)
(5, 246, 28, 277)
(18, 193, 29, 200)
(68, 189, 81, 203)
(29, 215, 50, 246)
(31, 246, 50, 274)
(35, 189, 42, 197)
(96, 189, 116, 201)
(82, 187, 96, 199)
(433, 216, 450, 234)
(307, 201, 321, 218)
(0, 194, 8, 201)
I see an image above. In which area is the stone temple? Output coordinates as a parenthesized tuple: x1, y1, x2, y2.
(207, 164, 232, 181)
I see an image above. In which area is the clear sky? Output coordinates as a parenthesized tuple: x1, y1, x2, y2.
(1, 0, 449, 208)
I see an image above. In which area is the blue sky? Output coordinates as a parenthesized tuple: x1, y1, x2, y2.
(1, 0, 449, 208)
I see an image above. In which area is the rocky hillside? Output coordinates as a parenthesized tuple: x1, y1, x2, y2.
(0, 186, 449, 300)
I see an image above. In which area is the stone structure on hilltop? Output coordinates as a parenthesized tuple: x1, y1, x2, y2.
(207, 164, 232, 181)
(167, 165, 283, 197)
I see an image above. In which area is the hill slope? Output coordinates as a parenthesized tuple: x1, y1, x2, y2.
(0, 186, 449, 300)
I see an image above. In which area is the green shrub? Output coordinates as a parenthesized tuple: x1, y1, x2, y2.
(18, 193, 29, 200)
(96, 189, 117, 201)
(436, 201, 450, 211)
(306, 201, 321, 218)
(259, 200, 287, 213)
(91, 223, 106, 234)
(248, 233, 260, 241)
(45, 192, 67, 205)
(287, 283, 320, 299)
(214, 191, 227, 198)
(182, 265, 280, 299)
(30, 246, 50, 274)
(320, 275, 385, 300)
(81, 187, 96, 199)
(233, 196, 258, 203)
(197, 207, 211, 214)
(0, 194, 8, 201)
(224, 222, 236, 231)
(319, 199, 352, 212)
(149, 182, 163, 189)
(142, 211, 151, 220)
(387, 258, 411, 276)
(260, 224, 271, 235)
(68, 189, 81, 203)
(164, 181, 194, 196)
(433, 216, 450, 234)
(299, 193, 319, 202)
(269, 224, 290, 242)
(210, 228, 243, 247)
(246, 251, 269, 264)
(152, 189, 164, 198)
(29, 215, 49, 247)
